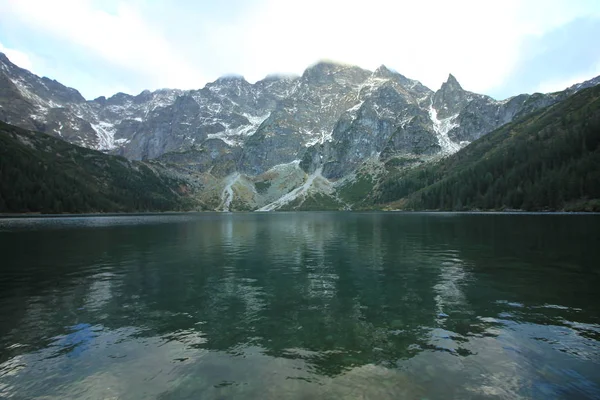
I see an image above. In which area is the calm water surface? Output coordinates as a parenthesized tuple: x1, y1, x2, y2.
(0, 212, 599, 399)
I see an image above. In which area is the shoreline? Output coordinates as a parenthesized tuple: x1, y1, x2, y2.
(2, 210, 599, 219)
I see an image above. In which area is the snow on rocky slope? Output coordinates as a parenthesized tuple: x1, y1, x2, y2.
(2, 52, 599, 210)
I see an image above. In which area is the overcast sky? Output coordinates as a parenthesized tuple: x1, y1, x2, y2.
(1, 0, 599, 100)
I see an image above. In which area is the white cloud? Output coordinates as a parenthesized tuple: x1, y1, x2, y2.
(234, 0, 526, 92)
(2, 0, 203, 90)
(202, 0, 600, 94)
(1, 0, 599, 97)
(0, 42, 34, 72)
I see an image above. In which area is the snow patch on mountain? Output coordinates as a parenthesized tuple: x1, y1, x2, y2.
(219, 172, 241, 212)
(304, 129, 333, 147)
(245, 113, 269, 127)
(207, 113, 270, 146)
(429, 102, 460, 154)
(272, 159, 302, 170)
(91, 121, 118, 150)
(10, 77, 58, 111)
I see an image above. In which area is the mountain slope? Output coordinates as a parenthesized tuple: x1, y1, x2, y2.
(375, 85, 600, 211)
(4, 53, 593, 168)
(0, 121, 195, 213)
(2, 52, 600, 212)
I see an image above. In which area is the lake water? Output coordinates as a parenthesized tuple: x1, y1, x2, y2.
(0, 212, 599, 399)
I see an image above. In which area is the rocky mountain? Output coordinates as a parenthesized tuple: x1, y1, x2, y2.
(377, 84, 600, 212)
(1, 52, 599, 212)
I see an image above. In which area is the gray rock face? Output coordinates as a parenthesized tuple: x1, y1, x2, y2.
(157, 138, 241, 178)
(1, 51, 599, 191)
(0, 53, 97, 148)
(0, 53, 85, 106)
(309, 68, 440, 179)
(239, 62, 371, 174)
(432, 74, 472, 118)
(431, 74, 516, 144)
(117, 75, 301, 161)
(428, 73, 600, 145)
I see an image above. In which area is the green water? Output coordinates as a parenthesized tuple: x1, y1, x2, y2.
(0, 212, 599, 399)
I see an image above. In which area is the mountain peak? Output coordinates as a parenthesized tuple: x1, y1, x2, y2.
(302, 60, 350, 77)
(310, 60, 348, 69)
(444, 73, 463, 91)
(261, 73, 298, 82)
(216, 74, 246, 83)
(104, 92, 134, 106)
(373, 64, 395, 78)
(0, 52, 16, 71)
(302, 61, 371, 87)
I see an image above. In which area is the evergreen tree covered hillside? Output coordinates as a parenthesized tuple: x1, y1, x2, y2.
(0, 121, 194, 214)
(375, 85, 600, 211)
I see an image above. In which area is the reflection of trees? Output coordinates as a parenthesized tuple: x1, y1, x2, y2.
(425, 214, 600, 327)
(2, 213, 598, 379)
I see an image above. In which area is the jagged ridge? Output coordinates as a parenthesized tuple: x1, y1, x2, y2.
(1, 53, 600, 211)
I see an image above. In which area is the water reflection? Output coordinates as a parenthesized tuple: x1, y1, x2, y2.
(0, 213, 599, 399)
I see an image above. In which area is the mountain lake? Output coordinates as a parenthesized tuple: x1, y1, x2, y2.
(0, 212, 599, 399)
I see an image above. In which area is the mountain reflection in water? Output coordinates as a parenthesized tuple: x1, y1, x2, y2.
(0, 212, 599, 399)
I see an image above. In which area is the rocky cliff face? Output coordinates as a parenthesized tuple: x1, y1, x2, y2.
(0, 53, 99, 148)
(302, 66, 441, 179)
(1, 52, 599, 211)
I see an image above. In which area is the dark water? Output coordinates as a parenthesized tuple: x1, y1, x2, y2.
(0, 213, 599, 399)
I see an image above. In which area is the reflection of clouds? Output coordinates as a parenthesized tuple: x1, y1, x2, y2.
(0, 326, 210, 400)
(460, 306, 600, 398)
(162, 327, 208, 348)
(307, 272, 338, 300)
(264, 213, 339, 257)
(368, 215, 384, 271)
(3, 213, 600, 399)
(83, 273, 115, 311)
(221, 213, 234, 246)
(220, 274, 266, 320)
(433, 253, 469, 317)
(0, 355, 25, 397)
(251, 214, 343, 304)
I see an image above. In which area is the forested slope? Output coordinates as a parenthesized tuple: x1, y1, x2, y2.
(375, 85, 600, 211)
(0, 121, 193, 214)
